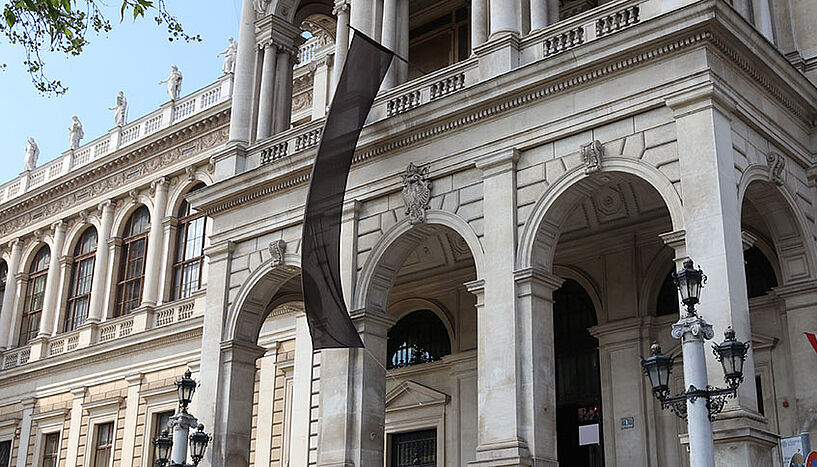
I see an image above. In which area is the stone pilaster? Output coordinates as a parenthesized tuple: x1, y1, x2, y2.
(38, 221, 67, 337)
(0, 238, 23, 348)
(228, 0, 259, 144)
(88, 200, 115, 324)
(142, 177, 170, 307)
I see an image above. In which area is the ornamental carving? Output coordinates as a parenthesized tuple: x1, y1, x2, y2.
(766, 152, 785, 186)
(671, 313, 715, 341)
(270, 239, 287, 266)
(581, 140, 604, 174)
(402, 163, 431, 225)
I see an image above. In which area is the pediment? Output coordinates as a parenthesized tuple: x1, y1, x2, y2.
(386, 380, 450, 412)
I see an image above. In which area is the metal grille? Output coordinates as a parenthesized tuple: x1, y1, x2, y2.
(391, 429, 436, 467)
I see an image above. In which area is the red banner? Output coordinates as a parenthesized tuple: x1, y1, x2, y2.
(806, 333, 817, 355)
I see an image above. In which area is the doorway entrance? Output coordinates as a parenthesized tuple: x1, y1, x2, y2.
(554, 279, 604, 466)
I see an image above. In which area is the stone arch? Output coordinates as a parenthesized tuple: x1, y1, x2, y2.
(640, 247, 677, 318)
(224, 252, 302, 344)
(112, 199, 154, 238)
(64, 220, 102, 258)
(517, 159, 683, 270)
(738, 166, 816, 283)
(21, 238, 52, 272)
(387, 297, 457, 347)
(268, 0, 334, 23)
(354, 209, 485, 313)
(552, 264, 605, 324)
(167, 176, 212, 219)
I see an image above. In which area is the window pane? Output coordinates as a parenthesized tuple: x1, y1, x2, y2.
(0, 440, 11, 467)
(150, 411, 174, 465)
(93, 422, 113, 467)
(42, 432, 60, 467)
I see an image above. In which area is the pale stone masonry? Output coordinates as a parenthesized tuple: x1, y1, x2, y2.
(1, 0, 817, 466)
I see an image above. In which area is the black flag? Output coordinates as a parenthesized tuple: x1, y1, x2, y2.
(301, 31, 394, 349)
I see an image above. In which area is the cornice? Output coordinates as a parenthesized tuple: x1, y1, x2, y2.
(0, 106, 230, 240)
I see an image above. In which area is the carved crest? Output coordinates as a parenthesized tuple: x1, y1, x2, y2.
(185, 166, 196, 182)
(270, 239, 287, 266)
(766, 152, 785, 186)
(78, 210, 89, 226)
(401, 163, 432, 225)
(128, 189, 139, 204)
(581, 140, 604, 174)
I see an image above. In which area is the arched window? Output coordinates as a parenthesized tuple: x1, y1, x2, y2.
(0, 260, 7, 310)
(744, 246, 778, 298)
(172, 184, 207, 300)
(65, 228, 97, 331)
(387, 310, 451, 369)
(20, 246, 50, 344)
(115, 206, 150, 317)
(656, 271, 680, 317)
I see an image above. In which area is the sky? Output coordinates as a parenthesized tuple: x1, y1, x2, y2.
(0, 0, 241, 185)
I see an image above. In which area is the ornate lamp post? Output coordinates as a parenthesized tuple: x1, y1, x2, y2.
(641, 259, 750, 467)
(153, 370, 212, 466)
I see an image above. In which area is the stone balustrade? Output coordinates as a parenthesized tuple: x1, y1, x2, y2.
(0, 75, 233, 206)
(0, 296, 200, 370)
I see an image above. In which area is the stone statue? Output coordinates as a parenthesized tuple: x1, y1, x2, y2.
(69, 116, 84, 150)
(159, 65, 183, 101)
(217, 38, 238, 74)
(24, 137, 39, 171)
(253, 0, 270, 14)
(108, 91, 128, 126)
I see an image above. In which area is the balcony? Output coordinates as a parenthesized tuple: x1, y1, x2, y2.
(0, 294, 203, 371)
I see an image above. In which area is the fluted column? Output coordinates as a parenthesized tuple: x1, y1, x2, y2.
(256, 43, 279, 140)
(490, 0, 521, 37)
(0, 239, 23, 348)
(142, 178, 170, 307)
(228, 0, 259, 144)
(273, 49, 295, 134)
(333, 0, 351, 89)
(88, 200, 115, 323)
(380, 0, 398, 89)
(38, 221, 66, 337)
(471, 0, 488, 50)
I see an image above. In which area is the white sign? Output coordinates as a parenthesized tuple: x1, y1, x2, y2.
(579, 424, 600, 446)
(781, 434, 809, 467)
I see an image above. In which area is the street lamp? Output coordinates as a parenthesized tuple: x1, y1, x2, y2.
(153, 369, 211, 466)
(641, 259, 750, 467)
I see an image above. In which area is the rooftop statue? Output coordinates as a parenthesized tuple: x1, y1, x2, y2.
(24, 137, 39, 171)
(69, 116, 84, 150)
(218, 38, 238, 75)
(108, 91, 128, 126)
(159, 65, 183, 101)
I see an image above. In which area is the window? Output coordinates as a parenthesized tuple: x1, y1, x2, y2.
(0, 261, 7, 332)
(409, 7, 469, 81)
(387, 310, 451, 370)
(744, 246, 778, 298)
(115, 206, 150, 316)
(20, 246, 49, 345)
(0, 440, 11, 467)
(172, 184, 207, 300)
(92, 422, 113, 467)
(65, 228, 97, 331)
(390, 429, 437, 467)
(655, 271, 680, 317)
(41, 432, 60, 467)
(149, 411, 174, 466)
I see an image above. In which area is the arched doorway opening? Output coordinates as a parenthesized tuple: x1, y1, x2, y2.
(554, 279, 602, 466)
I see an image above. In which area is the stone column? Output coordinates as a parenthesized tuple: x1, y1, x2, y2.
(38, 221, 66, 338)
(64, 387, 86, 467)
(750, 0, 774, 41)
(254, 344, 279, 467)
(228, 0, 258, 144)
(54, 255, 73, 332)
(351, 0, 374, 36)
(312, 56, 332, 120)
(119, 374, 143, 467)
(471, 0, 488, 50)
(380, 0, 398, 89)
(490, 0, 521, 37)
(316, 310, 393, 466)
(667, 90, 774, 464)
(212, 340, 266, 465)
(776, 282, 817, 442)
(273, 49, 295, 134)
(396, 0, 409, 83)
(142, 177, 170, 307)
(0, 238, 23, 348)
(333, 0, 351, 90)
(88, 200, 115, 324)
(470, 148, 541, 465)
(257, 43, 279, 140)
(289, 313, 314, 466)
(530, 0, 558, 31)
(14, 398, 35, 467)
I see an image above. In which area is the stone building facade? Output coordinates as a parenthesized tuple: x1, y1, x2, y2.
(1, 0, 817, 466)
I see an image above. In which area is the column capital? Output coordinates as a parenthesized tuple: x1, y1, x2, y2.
(107, 237, 123, 248)
(514, 266, 563, 289)
(51, 220, 67, 234)
(150, 176, 170, 196)
(475, 147, 519, 177)
(205, 240, 236, 261)
(671, 313, 715, 342)
(350, 308, 396, 337)
(125, 373, 144, 387)
(332, 0, 350, 14)
(342, 199, 361, 222)
(71, 386, 87, 398)
(97, 199, 116, 214)
(660, 229, 687, 260)
(59, 255, 73, 267)
(7, 237, 23, 251)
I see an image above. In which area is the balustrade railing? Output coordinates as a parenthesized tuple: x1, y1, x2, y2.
(0, 75, 233, 206)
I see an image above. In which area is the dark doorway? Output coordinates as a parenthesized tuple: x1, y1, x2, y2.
(390, 429, 437, 467)
(554, 279, 604, 467)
